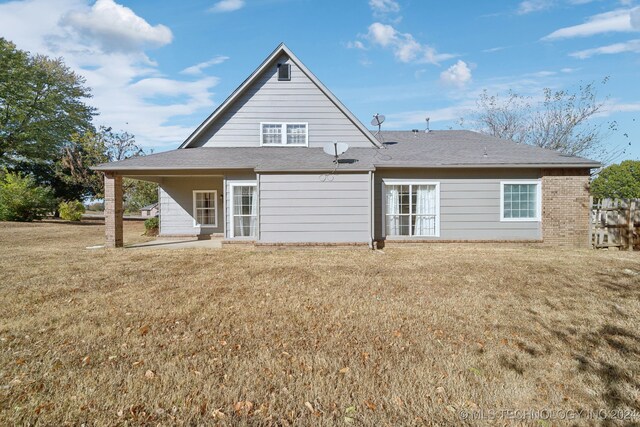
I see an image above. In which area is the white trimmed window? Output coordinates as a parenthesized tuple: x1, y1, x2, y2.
(384, 181, 440, 237)
(193, 190, 217, 227)
(260, 123, 308, 146)
(230, 183, 257, 238)
(500, 181, 541, 221)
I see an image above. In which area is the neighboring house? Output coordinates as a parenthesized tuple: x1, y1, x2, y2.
(140, 203, 158, 218)
(95, 43, 600, 248)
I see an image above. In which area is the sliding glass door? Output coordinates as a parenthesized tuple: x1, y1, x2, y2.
(385, 182, 439, 237)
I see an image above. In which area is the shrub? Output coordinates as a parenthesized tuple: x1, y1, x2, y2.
(144, 216, 159, 236)
(0, 170, 56, 221)
(59, 200, 85, 221)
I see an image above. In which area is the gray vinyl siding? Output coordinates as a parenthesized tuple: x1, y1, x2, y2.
(374, 169, 542, 241)
(258, 173, 370, 243)
(159, 176, 224, 236)
(192, 53, 372, 148)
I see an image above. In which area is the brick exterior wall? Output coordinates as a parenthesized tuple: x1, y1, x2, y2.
(542, 168, 591, 248)
(104, 173, 123, 248)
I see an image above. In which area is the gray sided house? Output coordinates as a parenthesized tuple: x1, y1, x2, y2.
(95, 44, 600, 248)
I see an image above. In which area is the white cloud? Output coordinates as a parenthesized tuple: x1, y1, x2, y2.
(570, 38, 640, 57)
(209, 0, 245, 13)
(482, 46, 507, 53)
(346, 40, 367, 50)
(380, 72, 567, 130)
(517, 0, 553, 14)
(369, 0, 400, 14)
(0, 0, 219, 149)
(366, 22, 455, 64)
(62, 0, 172, 52)
(543, 7, 639, 39)
(440, 60, 472, 88)
(602, 100, 640, 114)
(631, 7, 640, 28)
(181, 55, 229, 75)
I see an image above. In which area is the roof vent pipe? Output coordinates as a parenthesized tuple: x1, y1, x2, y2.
(412, 129, 419, 136)
(425, 117, 430, 133)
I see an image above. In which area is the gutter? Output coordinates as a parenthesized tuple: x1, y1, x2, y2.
(372, 163, 601, 169)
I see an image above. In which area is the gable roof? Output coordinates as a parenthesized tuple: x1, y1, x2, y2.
(95, 130, 600, 173)
(179, 43, 381, 149)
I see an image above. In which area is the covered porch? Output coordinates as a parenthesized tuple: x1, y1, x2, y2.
(103, 169, 257, 248)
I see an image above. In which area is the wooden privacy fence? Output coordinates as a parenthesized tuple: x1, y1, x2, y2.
(590, 198, 639, 250)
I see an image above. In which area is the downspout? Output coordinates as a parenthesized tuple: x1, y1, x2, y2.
(256, 172, 261, 242)
(223, 175, 227, 239)
(369, 170, 374, 250)
(158, 179, 162, 236)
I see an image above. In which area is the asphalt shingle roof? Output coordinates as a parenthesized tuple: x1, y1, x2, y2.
(94, 130, 600, 172)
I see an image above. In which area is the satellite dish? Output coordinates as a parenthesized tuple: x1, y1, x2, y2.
(323, 141, 349, 162)
(371, 113, 385, 136)
(370, 114, 385, 127)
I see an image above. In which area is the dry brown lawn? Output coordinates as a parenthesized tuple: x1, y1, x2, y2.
(1, 220, 639, 426)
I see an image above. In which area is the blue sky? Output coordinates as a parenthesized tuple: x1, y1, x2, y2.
(0, 0, 638, 161)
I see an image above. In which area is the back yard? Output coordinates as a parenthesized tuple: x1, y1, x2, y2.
(0, 221, 639, 426)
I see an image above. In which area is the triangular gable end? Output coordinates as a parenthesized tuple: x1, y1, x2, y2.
(180, 43, 381, 149)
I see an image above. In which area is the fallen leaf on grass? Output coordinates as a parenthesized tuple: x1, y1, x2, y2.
(364, 400, 376, 411)
(344, 406, 356, 424)
(139, 325, 149, 336)
(392, 396, 403, 407)
(234, 400, 253, 415)
(211, 408, 225, 419)
(82, 356, 90, 366)
(469, 367, 482, 376)
(339, 367, 349, 374)
(132, 360, 144, 367)
(145, 370, 155, 379)
(304, 401, 314, 413)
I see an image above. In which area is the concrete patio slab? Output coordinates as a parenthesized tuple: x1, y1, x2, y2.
(125, 238, 223, 250)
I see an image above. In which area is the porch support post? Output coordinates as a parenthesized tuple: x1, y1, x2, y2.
(104, 172, 123, 248)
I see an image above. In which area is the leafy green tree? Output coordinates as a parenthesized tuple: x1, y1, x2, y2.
(56, 130, 108, 200)
(56, 126, 150, 201)
(591, 160, 640, 199)
(125, 179, 158, 213)
(0, 169, 56, 221)
(0, 38, 96, 167)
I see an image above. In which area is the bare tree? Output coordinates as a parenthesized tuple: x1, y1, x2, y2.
(101, 126, 144, 162)
(462, 79, 617, 160)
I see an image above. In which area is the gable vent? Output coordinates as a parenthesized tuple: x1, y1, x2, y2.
(277, 63, 291, 81)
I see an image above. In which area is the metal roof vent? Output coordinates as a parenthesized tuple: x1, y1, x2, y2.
(412, 129, 419, 136)
(277, 63, 291, 81)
